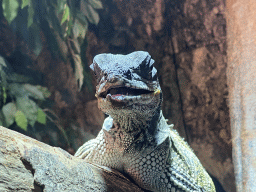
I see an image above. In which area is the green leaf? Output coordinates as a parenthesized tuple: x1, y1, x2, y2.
(61, 4, 70, 24)
(72, 20, 80, 39)
(81, 1, 100, 25)
(0, 55, 7, 67)
(9, 83, 25, 98)
(88, 0, 103, 9)
(15, 110, 28, 131)
(16, 97, 38, 127)
(21, 0, 29, 9)
(36, 86, 51, 98)
(66, 17, 74, 37)
(76, 11, 88, 26)
(73, 18, 87, 40)
(9, 73, 31, 83)
(2, 87, 7, 104)
(37, 109, 46, 125)
(46, 7, 64, 37)
(28, 23, 42, 56)
(2, 0, 19, 24)
(73, 54, 84, 90)
(23, 84, 44, 100)
(2, 102, 17, 127)
(0, 56, 8, 89)
(27, 2, 34, 27)
(57, 0, 66, 14)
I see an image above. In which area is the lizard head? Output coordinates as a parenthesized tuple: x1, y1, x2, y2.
(90, 51, 162, 131)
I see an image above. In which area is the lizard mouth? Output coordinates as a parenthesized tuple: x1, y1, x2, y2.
(99, 86, 154, 99)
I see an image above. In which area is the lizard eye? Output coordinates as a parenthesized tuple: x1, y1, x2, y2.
(124, 70, 132, 80)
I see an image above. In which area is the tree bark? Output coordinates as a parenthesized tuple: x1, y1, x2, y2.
(226, 0, 256, 191)
(0, 126, 143, 192)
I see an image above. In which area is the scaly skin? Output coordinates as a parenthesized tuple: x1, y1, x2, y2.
(75, 51, 215, 192)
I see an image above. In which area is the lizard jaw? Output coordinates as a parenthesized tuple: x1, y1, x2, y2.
(100, 86, 153, 97)
(97, 85, 159, 103)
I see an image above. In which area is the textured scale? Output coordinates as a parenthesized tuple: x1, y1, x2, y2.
(75, 51, 216, 192)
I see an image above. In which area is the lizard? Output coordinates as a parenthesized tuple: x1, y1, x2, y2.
(75, 51, 216, 192)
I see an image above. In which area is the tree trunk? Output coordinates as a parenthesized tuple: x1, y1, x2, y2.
(226, 0, 256, 191)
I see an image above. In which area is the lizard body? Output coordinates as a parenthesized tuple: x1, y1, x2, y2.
(75, 51, 215, 192)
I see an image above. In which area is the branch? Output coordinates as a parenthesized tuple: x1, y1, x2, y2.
(0, 126, 143, 192)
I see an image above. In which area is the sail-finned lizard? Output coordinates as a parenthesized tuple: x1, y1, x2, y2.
(75, 51, 215, 192)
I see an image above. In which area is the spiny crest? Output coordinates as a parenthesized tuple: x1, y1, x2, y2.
(90, 51, 158, 81)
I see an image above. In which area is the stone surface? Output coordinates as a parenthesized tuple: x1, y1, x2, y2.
(0, 126, 144, 192)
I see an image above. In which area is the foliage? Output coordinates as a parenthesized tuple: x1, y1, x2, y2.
(2, 0, 19, 24)
(0, 56, 50, 131)
(1, 0, 103, 90)
(15, 110, 28, 131)
(0, 0, 103, 148)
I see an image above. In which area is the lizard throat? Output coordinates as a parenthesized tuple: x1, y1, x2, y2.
(106, 112, 158, 150)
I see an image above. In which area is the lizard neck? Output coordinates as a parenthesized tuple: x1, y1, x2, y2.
(105, 106, 163, 151)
